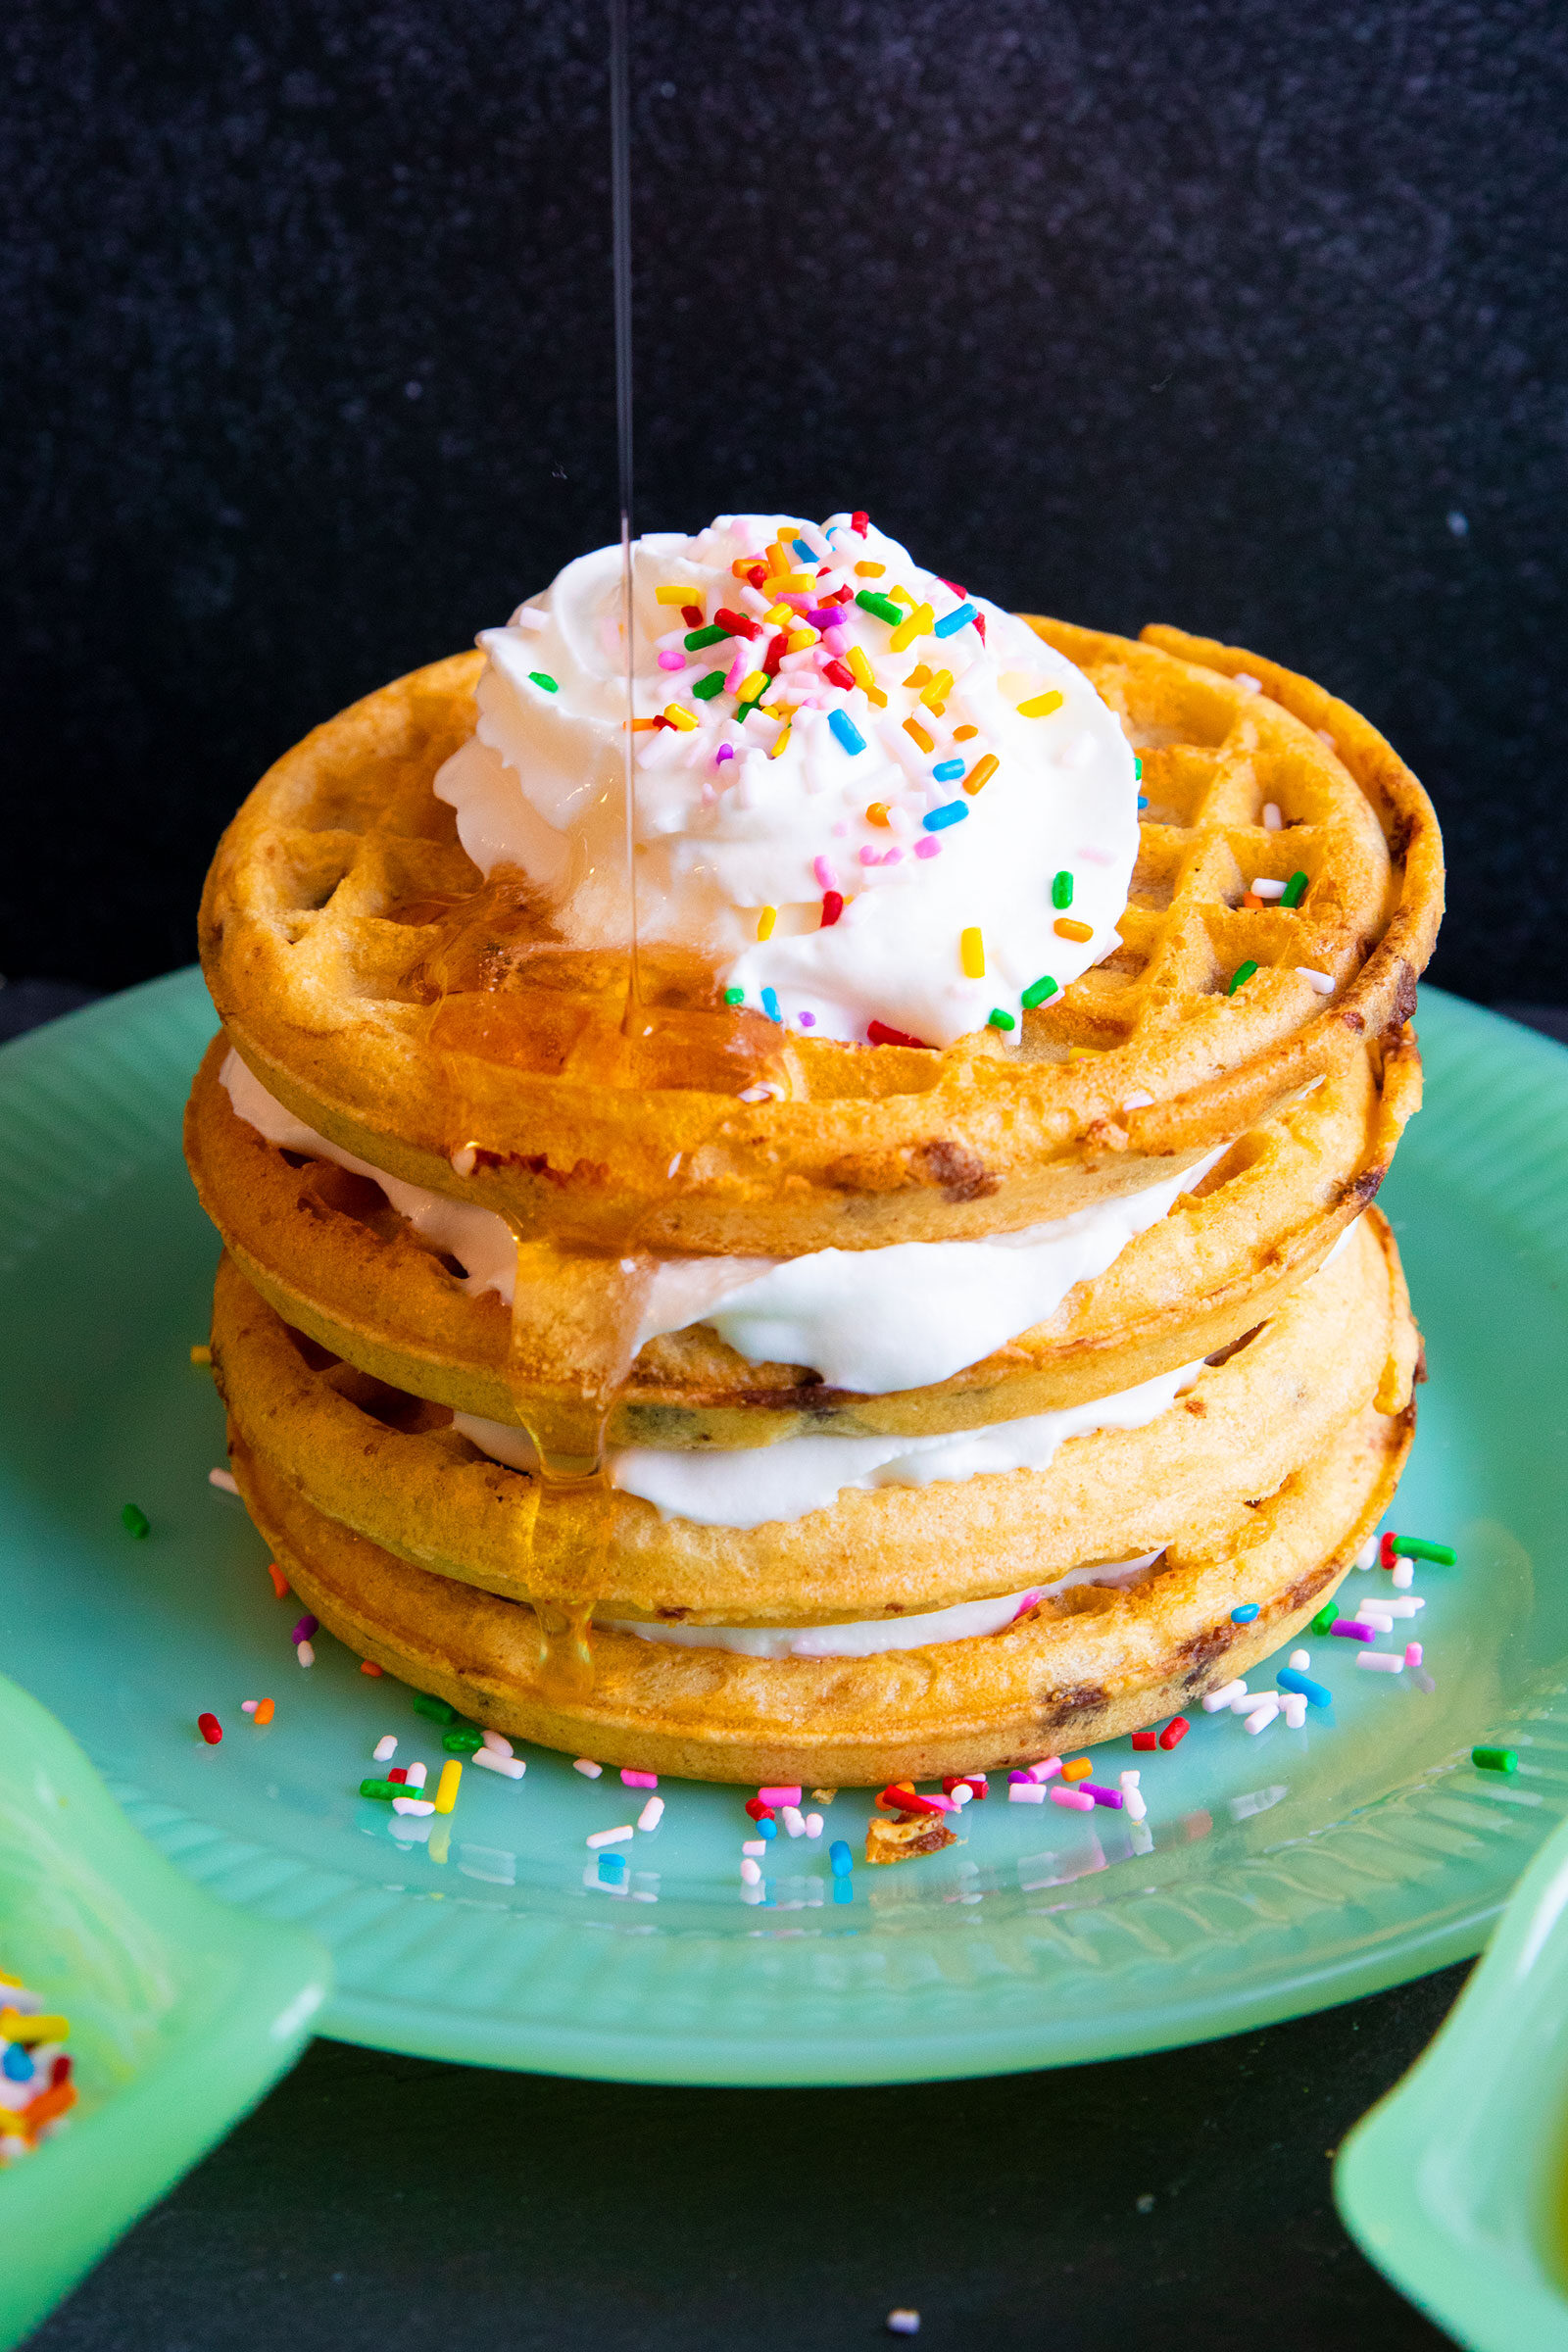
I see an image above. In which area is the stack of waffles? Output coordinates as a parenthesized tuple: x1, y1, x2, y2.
(187, 611, 1443, 1789)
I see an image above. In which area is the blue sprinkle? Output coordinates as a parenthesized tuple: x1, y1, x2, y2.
(1, 2044, 33, 2082)
(1138, 795, 1149, 809)
(760, 987, 781, 1024)
(1231, 1603, 1260, 1625)
(832, 1878, 854, 1904)
(1277, 1668, 1333, 1708)
(792, 538, 822, 564)
(932, 758, 965, 783)
(829, 1838, 854, 1878)
(598, 1852, 627, 1885)
(758, 1817, 777, 1840)
(922, 802, 968, 832)
(829, 710, 866, 756)
(933, 602, 978, 638)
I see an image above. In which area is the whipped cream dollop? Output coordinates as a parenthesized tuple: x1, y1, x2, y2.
(455, 1357, 1200, 1530)
(603, 1551, 1165, 1660)
(223, 1054, 1224, 1394)
(435, 512, 1139, 1048)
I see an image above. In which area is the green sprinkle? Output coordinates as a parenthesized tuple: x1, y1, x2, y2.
(359, 1778, 401, 1801)
(1281, 870, 1308, 908)
(1472, 1745, 1518, 1775)
(121, 1502, 150, 1540)
(1393, 1535, 1457, 1566)
(443, 1727, 484, 1755)
(414, 1693, 459, 1725)
(1134, 757, 1143, 782)
(855, 590, 905, 626)
(684, 624, 727, 651)
(1021, 975, 1058, 1010)
(1228, 959, 1260, 996)
(1310, 1604, 1339, 1637)
(988, 1008, 1016, 1032)
(1051, 870, 1074, 909)
(692, 670, 726, 701)
(527, 671, 559, 693)
(724, 987, 745, 1005)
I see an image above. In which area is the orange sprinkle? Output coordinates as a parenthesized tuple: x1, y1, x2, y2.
(953, 724, 979, 741)
(903, 663, 933, 689)
(904, 716, 935, 754)
(630, 717, 660, 731)
(1054, 916, 1093, 943)
(1060, 1758, 1092, 1783)
(963, 753, 1000, 797)
(865, 803, 891, 827)
(854, 561, 885, 576)
(267, 1563, 289, 1599)
(255, 1697, 275, 1726)
(359, 1660, 383, 1677)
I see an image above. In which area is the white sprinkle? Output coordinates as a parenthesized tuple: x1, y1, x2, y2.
(1357, 1651, 1404, 1674)
(952, 1784, 972, 1806)
(1119, 1769, 1141, 1789)
(887, 2311, 920, 2336)
(637, 1795, 664, 1833)
(1357, 1606, 1396, 1632)
(1250, 876, 1287, 900)
(1262, 802, 1283, 830)
(1296, 967, 1335, 995)
(1231, 1688, 1264, 1715)
(295, 1640, 315, 1668)
(586, 1825, 634, 1849)
(372, 1735, 397, 1763)
(573, 1759, 603, 1779)
(1317, 727, 1338, 749)
(742, 1838, 767, 1857)
(471, 1747, 526, 1780)
(208, 1466, 239, 1494)
(1233, 671, 1262, 696)
(738, 1084, 774, 1103)
(1354, 1539, 1380, 1570)
(740, 1857, 761, 1886)
(481, 1729, 515, 1758)
(1009, 1782, 1047, 1803)
(782, 1804, 806, 1838)
(241, 1699, 259, 1715)
(1289, 1650, 1310, 1671)
(1203, 1680, 1247, 1713)
(1283, 1693, 1308, 1729)
(1245, 1698, 1280, 1734)
(1391, 1560, 1415, 1590)
(1378, 1595, 1425, 1617)
(406, 1761, 427, 1788)
(805, 1813, 824, 1838)
(450, 1144, 478, 1176)
(1123, 1788, 1148, 1823)
(1120, 1090, 1154, 1110)
(393, 1796, 435, 1816)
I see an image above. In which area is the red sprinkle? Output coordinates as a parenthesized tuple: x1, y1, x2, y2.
(878, 1785, 943, 1816)
(745, 1797, 776, 1823)
(820, 891, 845, 928)
(939, 577, 966, 599)
(267, 1562, 290, 1599)
(824, 584, 855, 605)
(1131, 1730, 1159, 1750)
(681, 604, 704, 629)
(973, 612, 986, 641)
(715, 608, 761, 640)
(388, 1767, 409, 1784)
(867, 1020, 930, 1050)
(50, 2054, 72, 2087)
(1380, 1531, 1398, 1570)
(1158, 1717, 1190, 1751)
(851, 510, 869, 535)
(746, 562, 768, 589)
(197, 1712, 222, 1746)
(821, 658, 858, 692)
(943, 1775, 988, 1799)
(761, 631, 785, 678)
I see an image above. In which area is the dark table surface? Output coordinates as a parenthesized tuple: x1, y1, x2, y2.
(13, 982, 1568, 2352)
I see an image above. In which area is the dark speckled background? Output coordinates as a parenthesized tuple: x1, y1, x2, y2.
(2, 0, 1564, 995)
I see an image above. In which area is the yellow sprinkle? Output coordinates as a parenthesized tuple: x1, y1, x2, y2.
(1067, 1045, 1102, 1060)
(778, 524, 800, 542)
(854, 561, 885, 576)
(1054, 917, 1093, 943)
(656, 584, 695, 605)
(847, 645, 876, 689)
(662, 704, 699, 731)
(963, 753, 1000, 797)
(786, 628, 818, 653)
(889, 583, 914, 605)
(918, 668, 955, 711)
(433, 1759, 463, 1814)
(763, 602, 797, 626)
(0, 2010, 69, 2043)
(953, 724, 979, 741)
(732, 557, 762, 578)
(189, 1344, 212, 1366)
(1018, 689, 1065, 719)
(768, 723, 793, 761)
(960, 927, 986, 979)
(865, 802, 890, 827)
(889, 601, 934, 654)
(903, 716, 935, 754)
(1060, 1757, 1092, 1784)
(758, 906, 777, 941)
(736, 671, 766, 706)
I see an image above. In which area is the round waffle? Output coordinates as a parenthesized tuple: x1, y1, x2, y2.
(199, 628, 1443, 1259)
(231, 1395, 1412, 1788)
(211, 1207, 1417, 1629)
(186, 1021, 1421, 1446)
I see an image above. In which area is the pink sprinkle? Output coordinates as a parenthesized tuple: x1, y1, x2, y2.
(658, 649, 685, 672)
(812, 857, 839, 891)
(880, 848, 904, 865)
(1051, 1787, 1096, 1812)
(714, 744, 735, 767)
(798, 1010, 815, 1027)
(724, 653, 746, 691)
(1026, 1756, 1062, 1784)
(914, 837, 942, 859)
(821, 625, 850, 655)
(621, 1769, 659, 1788)
(1405, 1642, 1424, 1667)
(1011, 1590, 1043, 1622)
(858, 845, 879, 865)
(759, 1785, 802, 1807)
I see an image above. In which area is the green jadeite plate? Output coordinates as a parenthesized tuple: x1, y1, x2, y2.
(1336, 1801, 1568, 2350)
(1, 970, 1565, 2085)
(0, 1670, 328, 2348)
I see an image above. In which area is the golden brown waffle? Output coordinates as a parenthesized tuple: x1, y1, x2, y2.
(232, 1396, 1411, 1787)
(211, 1210, 1416, 1630)
(190, 1024, 1420, 1443)
(198, 631, 1443, 1256)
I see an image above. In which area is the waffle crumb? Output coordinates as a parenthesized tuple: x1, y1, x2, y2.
(866, 1814, 960, 1866)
